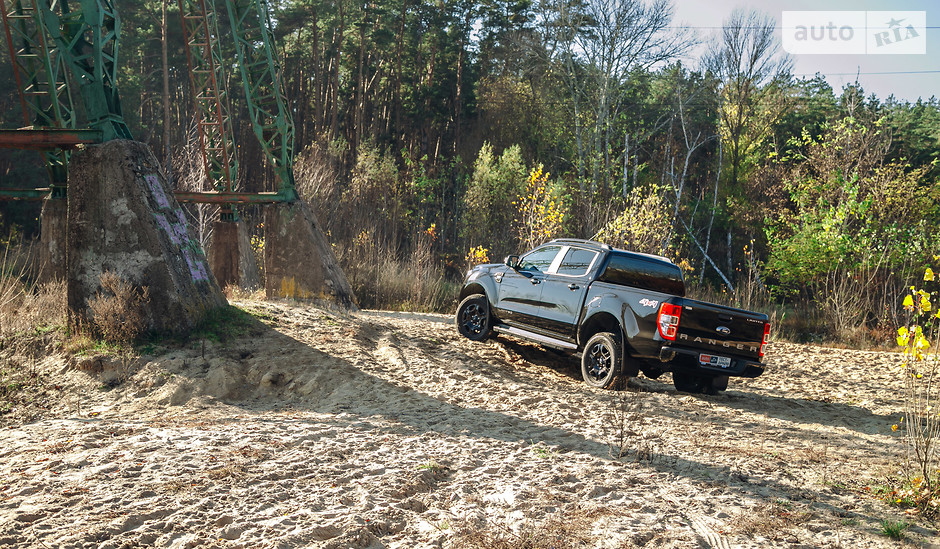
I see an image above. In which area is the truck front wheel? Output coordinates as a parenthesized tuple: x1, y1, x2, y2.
(581, 332, 623, 389)
(455, 294, 493, 341)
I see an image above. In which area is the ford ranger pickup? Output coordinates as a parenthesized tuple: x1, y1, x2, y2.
(455, 238, 770, 393)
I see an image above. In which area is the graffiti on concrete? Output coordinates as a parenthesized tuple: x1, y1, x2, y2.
(145, 174, 171, 209)
(145, 173, 210, 282)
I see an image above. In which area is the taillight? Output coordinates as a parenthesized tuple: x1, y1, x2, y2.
(759, 323, 771, 358)
(657, 302, 682, 341)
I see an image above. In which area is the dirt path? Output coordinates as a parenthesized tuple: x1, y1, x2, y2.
(0, 300, 934, 548)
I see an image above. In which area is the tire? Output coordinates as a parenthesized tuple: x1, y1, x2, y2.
(581, 332, 623, 389)
(455, 294, 493, 341)
(673, 372, 727, 394)
(710, 375, 729, 392)
(672, 371, 704, 393)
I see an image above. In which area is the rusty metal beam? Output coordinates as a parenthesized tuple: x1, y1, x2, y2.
(0, 128, 102, 149)
(173, 191, 293, 204)
(1, 188, 295, 204)
(0, 187, 50, 200)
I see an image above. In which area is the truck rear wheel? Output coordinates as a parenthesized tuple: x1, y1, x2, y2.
(672, 372, 703, 393)
(581, 332, 623, 389)
(673, 372, 727, 394)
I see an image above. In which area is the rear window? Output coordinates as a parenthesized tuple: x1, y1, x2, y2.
(597, 253, 685, 296)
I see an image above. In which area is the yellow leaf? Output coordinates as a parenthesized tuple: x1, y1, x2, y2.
(904, 295, 915, 309)
(892, 424, 899, 431)
(916, 335, 931, 350)
(926, 268, 936, 281)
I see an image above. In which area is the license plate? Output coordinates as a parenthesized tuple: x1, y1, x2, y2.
(699, 354, 732, 369)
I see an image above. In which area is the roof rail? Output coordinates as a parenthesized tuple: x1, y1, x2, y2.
(549, 238, 610, 250)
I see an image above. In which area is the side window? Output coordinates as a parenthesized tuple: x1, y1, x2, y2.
(556, 248, 598, 276)
(519, 246, 562, 272)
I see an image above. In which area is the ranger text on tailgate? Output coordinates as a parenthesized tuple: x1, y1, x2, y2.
(455, 239, 770, 393)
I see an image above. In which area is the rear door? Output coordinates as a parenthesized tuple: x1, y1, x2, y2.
(538, 246, 599, 339)
(495, 245, 562, 328)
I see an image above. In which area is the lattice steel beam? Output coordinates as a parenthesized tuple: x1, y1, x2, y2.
(0, 0, 75, 187)
(224, 0, 297, 201)
(37, 0, 132, 142)
(177, 0, 238, 194)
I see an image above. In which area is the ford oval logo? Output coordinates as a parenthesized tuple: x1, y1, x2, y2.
(716, 326, 731, 335)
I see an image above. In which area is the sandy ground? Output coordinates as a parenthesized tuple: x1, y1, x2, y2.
(0, 299, 936, 548)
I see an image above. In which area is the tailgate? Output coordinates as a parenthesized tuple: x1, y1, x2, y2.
(674, 299, 767, 360)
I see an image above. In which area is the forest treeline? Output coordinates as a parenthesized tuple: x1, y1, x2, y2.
(1, 0, 938, 344)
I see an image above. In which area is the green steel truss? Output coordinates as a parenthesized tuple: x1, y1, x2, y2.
(177, 0, 238, 194)
(0, 0, 75, 189)
(37, 0, 131, 142)
(224, 0, 297, 201)
(1, 0, 299, 205)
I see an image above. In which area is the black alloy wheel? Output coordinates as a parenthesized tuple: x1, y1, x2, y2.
(455, 294, 492, 341)
(581, 332, 623, 389)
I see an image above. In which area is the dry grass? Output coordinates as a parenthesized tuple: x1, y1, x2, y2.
(0, 242, 65, 340)
(602, 387, 647, 460)
(339, 246, 460, 313)
(205, 462, 247, 481)
(730, 501, 812, 538)
(0, 242, 68, 426)
(162, 477, 200, 494)
(87, 271, 150, 344)
(224, 284, 265, 302)
(453, 507, 600, 549)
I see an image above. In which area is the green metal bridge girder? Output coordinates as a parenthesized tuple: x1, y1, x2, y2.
(225, 0, 298, 202)
(1, 0, 301, 206)
(37, 0, 131, 142)
(0, 0, 76, 187)
(178, 0, 238, 195)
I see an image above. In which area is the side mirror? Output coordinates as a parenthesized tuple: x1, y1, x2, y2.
(505, 255, 520, 270)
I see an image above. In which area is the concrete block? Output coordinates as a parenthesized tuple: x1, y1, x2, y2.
(264, 201, 357, 309)
(38, 197, 67, 282)
(66, 140, 227, 334)
(208, 219, 261, 291)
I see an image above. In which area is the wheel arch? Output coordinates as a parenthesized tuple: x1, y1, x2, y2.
(578, 311, 623, 347)
(459, 282, 490, 304)
(579, 311, 638, 377)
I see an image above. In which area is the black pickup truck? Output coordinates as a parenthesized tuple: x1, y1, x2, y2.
(455, 239, 770, 393)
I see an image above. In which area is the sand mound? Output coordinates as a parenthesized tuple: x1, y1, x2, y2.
(0, 299, 934, 548)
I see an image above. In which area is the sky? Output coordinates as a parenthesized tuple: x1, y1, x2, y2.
(670, 0, 938, 102)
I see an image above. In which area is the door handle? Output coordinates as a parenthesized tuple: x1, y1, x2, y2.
(530, 278, 541, 285)
(568, 283, 580, 290)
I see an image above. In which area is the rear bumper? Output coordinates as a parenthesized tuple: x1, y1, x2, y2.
(659, 345, 765, 378)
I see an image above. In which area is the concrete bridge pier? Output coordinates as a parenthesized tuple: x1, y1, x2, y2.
(38, 197, 67, 282)
(263, 200, 357, 310)
(207, 214, 260, 292)
(66, 139, 227, 334)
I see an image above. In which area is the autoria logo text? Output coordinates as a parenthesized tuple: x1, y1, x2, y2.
(782, 11, 926, 55)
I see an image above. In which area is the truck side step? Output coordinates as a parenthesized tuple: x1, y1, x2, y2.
(493, 324, 578, 350)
